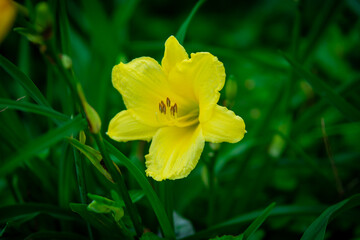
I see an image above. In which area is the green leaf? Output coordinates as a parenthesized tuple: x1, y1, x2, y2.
(105, 140, 175, 239)
(58, 143, 75, 208)
(87, 194, 124, 222)
(109, 190, 145, 207)
(88, 197, 124, 222)
(210, 235, 243, 240)
(181, 205, 324, 240)
(0, 115, 87, 177)
(0, 54, 49, 107)
(58, 0, 71, 55)
(0, 203, 79, 224)
(67, 137, 113, 182)
(0, 98, 69, 122)
(282, 53, 360, 121)
(140, 232, 163, 240)
(301, 194, 360, 240)
(24, 231, 88, 240)
(243, 202, 275, 240)
(176, 0, 206, 44)
(70, 203, 123, 236)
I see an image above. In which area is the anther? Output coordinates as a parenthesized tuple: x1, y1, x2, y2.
(159, 103, 162, 113)
(174, 103, 178, 113)
(166, 97, 171, 107)
(161, 101, 166, 114)
(170, 106, 174, 116)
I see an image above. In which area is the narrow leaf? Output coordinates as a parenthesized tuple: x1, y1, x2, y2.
(243, 202, 275, 239)
(70, 203, 123, 236)
(0, 115, 87, 177)
(301, 194, 360, 240)
(176, 0, 206, 44)
(181, 206, 324, 240)
(0, 98, 69, 121)
(0, 54, 49, 107)
(0, 203, 79, 223)
(282, 53, 360, 121)
(105, 141, 175, 239)
(67, 137, 113, 182)
(24, 231, 88, 240)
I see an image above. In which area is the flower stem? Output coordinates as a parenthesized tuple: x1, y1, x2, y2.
(93, 133, 143, 237)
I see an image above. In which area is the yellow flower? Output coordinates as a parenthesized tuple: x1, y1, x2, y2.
(108, 36, 246, 181)
(0, 0, 16, 44)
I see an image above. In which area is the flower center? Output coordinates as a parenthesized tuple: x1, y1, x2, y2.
(156, 97, 199, 127)
(158, 97, 178, 118)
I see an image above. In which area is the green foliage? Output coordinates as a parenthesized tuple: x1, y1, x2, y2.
(0, 0, 359, 239)
(301, 194, 360, 240)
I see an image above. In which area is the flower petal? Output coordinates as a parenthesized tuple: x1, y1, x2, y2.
(107, 110, 158, 142)
(169, 52, 225, 123)
(112, 57, 169, 127)
(161, 36, 188, 75)
(145, 125, 205, 181)
(202, 105, 246, 143)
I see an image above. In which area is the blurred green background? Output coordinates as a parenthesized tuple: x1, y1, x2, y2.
(1, 0, 360, 239)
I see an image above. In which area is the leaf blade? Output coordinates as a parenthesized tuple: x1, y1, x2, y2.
(282, 53, 360, 121)
(301, 194, 360, 240)
(0, 54, 49, 107)
(176, 0, 206, 44)
(0, 98, 69, 122)
(0, 115, 87, 177)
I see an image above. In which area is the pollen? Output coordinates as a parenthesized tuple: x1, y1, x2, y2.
(158, 97, 177, 118)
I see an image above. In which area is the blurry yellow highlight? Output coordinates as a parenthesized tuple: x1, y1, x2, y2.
(0, 0, 17, 44)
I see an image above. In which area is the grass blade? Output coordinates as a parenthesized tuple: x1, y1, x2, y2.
(301, 194, 360, 240)
(176, 0, 206, 44)
(243, 202, 275, 240)
(0, 203, 79, 223)
(24, 231, 88, 240)
(0, 54, 49, 107)
(105, 140, 175, 239)
(70, 203, 124, 237)
(0, 115, 87, 177)
(0, 98, 69, 122)
(58, 0, 71, 55)
(181, 205, 325, 240)
(282, 53, 360, 121)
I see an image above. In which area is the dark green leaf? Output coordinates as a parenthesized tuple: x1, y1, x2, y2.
(105, 140, 175, 239)
(301, 194, 360, 240)
(181, 206, 324, 240)
(282, 53, 360, 121)
(0, 54, 49, 107)
(24, 231, 88, 240)
(70, 203, 123, 236)
(243, 202, 275, 239)
(0, 204, 79, 224)
(0, 115, 87, 177)
(176, 0, 206, 44)
(0, 98, 69, 122)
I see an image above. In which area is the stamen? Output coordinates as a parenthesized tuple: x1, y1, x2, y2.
(174, 103, 178, 113)
(170, 106, 174, 116)
(159, 103, 162, 113)
(166, 97, 171, 107)
(161, 101, 166, 114)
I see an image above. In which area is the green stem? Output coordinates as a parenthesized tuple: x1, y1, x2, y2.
(105, 140, 175, 239)
(93, 133, 143, 237)
(159, 181, 174, 231)
(73, 147, 94, 240)
(207, 150, 217, 226)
